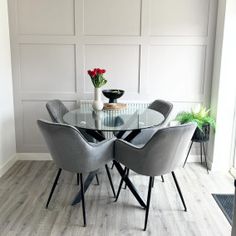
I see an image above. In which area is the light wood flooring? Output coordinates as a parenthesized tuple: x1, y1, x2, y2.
(0, 161, 234, 236)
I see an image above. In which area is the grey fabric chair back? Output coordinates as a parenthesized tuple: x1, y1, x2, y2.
(115, 123, 196, 176)
(148, 99, 173, 120)
(38, 120, 114, 173)
(46, 100, 69, 123)
(129, 99, 173, 146)
(46, 99, 95, 142)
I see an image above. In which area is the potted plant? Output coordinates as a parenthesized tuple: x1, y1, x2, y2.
(175, 106, 216, 141)
(88, 68, 107, 111)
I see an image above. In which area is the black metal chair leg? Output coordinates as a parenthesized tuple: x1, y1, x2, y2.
(202, 142, 209, 174)
(46, 168, 62, 208)
(144, 177, 154, 231)
(95, 174, 99, 185)
(111, 162, 115, 169)
(151, 177, 155, 188)
(200, 143, 203, 164)
(80, 173, 86, 227)
(105, 164, 116, 197)
(123, 168, 129, 189)
(171, 171, 187, 211)
(183, 141, 193, 167)
(161, 175, 164, 183)
(115, 167, 127, 202)
(77, 173, 80, 185)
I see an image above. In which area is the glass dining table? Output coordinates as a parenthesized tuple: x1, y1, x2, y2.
(63, 103, 165, 208)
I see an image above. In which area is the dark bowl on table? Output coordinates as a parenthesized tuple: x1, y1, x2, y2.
(102, 89, 125, 103)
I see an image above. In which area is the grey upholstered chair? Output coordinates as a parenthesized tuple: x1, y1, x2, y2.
(114, 123, 197, 230)
(37, 120, 116, 227)
(46, 99, 94, 142)
(115, 99, 173, 185)
(46, 99, 98, 184)
(131, 99, 173, 146)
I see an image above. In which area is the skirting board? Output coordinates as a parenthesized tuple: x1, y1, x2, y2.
(0, 154, 18, 178)
(17, 153, 52, 161)
(16, 153, 206, 163)
(0, 153, 212, 178)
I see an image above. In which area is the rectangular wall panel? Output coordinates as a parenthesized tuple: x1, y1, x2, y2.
(148, 45, 206, 101)
(17, 0, 75, 35)
(22, 101, 76, 151)
(19, 44, 76, 93)
(83, 0, 141, 36)
(84, 45, 140, 95)
(149, 0, 210, 36)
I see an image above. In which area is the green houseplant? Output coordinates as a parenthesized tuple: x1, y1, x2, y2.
(175, 106, 216, 141)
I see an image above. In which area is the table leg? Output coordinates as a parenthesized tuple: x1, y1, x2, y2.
(114, 129, 146, 208)
(124, 129, 141, 142)
(73, 128, 145, 208)
(113, 161, 146, 208)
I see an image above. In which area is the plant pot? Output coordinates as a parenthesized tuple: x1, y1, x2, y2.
(92, 88, 103, 111)
(192, 124, 210, 142)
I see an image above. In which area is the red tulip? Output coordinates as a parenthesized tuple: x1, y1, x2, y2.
(88, 70, 96, 77)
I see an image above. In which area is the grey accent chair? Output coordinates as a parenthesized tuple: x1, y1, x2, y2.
(116, 99, 173, 185)
(46, 99, 94, 142)
(131, 99, 173, 146)
(114, 123, 197, 230)
(46, 99, 97, 184)
(37, 120, 116, 227)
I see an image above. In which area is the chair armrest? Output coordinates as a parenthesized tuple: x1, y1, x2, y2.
(89, 137, 116, 148)
(115, 139, 144, 150)
(115, 139, 145, 170)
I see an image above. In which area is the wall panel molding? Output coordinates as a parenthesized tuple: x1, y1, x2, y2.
(8, 0, 218, 152)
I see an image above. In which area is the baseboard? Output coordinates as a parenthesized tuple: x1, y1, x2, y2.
(187, 154, 212, 170)
(17, 153, 52, 161)
(187, 154, 202, 163)
(230, 168, 236, 178)
(1, 153, 209, 175)
(0, 154, 18, 178)
(16, 153, 204, 164)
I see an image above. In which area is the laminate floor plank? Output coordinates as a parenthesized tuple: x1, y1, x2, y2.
(0, 161, 233, 236)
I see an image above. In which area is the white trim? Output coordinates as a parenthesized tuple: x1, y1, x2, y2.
(188, 154, 212, 170)
(17, 152, 204, 165)
(230, 167, 236, 179)
(0, 154, 18, 177)
(16, 152, 201, 162)
(17, 153, 52, 161)
(0, 153, 212, 178)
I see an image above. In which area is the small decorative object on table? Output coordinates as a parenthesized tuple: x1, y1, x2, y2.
(102, 89, 126, 110)
(175, 105, 216, 173)
(102, 89, 124, 103)
(103, 103, 127, 110)
(88, 68, 107, 111)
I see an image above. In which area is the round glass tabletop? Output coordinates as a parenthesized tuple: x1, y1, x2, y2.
(63, 104, 165, 132)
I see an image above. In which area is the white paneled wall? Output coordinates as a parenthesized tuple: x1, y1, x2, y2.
(8, 0, 217, 153)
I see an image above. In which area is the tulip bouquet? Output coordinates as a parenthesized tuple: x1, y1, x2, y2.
(88, 68, 107, 88)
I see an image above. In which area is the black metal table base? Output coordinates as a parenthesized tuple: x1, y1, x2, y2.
(113, 160, 146, 208)
(71, 128, 146, 208)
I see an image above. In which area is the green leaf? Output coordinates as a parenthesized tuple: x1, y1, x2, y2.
(175, 105, 216, 131)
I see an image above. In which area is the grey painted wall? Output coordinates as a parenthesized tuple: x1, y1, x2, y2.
(8, 0, 218, 154)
